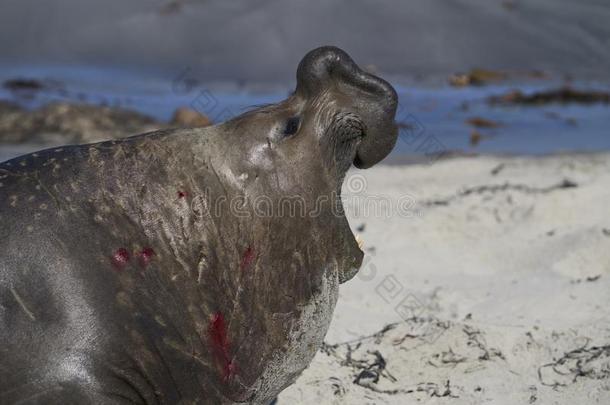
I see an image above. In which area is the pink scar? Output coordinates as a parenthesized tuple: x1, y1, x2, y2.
(137, 247, 155, 268)
(240, 246, 255, 271)
(111, 248, 130, 269)
(208, 312, 236, 381)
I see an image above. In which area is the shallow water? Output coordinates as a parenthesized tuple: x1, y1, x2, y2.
(1, 66, 609, 162)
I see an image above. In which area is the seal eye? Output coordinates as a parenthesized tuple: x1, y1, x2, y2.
(282, 116, 301, 137)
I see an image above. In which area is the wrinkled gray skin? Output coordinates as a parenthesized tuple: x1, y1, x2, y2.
(0, 47, 397, 404)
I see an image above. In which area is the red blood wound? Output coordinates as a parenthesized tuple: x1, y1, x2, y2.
(240, 246, 255, 271)
(177, 191, 187, 198)
(225, 359, 237, 380)
(111, 248, 130, 269)
(208, 312, 236, 381)
(209, 312, 228, 351)
(137, 247, 155, 268)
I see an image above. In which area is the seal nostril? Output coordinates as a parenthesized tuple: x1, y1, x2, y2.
(296, 46, 352, 96)
(296, 46, 397, 113)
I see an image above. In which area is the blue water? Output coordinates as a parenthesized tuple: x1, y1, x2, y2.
(393, 84, 610, 155)
(1, 65, 609, 157)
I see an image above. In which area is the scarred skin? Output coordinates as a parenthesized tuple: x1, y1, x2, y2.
(0, 47, 397, 404)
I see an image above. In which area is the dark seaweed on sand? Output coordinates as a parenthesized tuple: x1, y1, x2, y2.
(488, 87, 610, 106)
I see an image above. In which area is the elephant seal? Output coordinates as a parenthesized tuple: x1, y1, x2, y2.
(0, 46, 398, 404)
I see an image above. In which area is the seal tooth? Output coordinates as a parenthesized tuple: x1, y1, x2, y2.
(355, 234, 364, 250)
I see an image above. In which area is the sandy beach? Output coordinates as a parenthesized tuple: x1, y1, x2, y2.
(279, 154, 610, 404)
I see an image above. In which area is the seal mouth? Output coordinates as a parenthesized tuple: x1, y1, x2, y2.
(324, 111, 367, 173)
(345, 127, 366, 144)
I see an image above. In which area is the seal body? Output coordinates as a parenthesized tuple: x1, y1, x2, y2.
(0, 46, 397, 404)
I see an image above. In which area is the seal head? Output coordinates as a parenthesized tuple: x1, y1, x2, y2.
(222, 46, 398, 283)
(296, 46, 398, 170)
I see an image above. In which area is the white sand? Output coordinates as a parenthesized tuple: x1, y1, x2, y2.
(280, 154, 610, 404)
